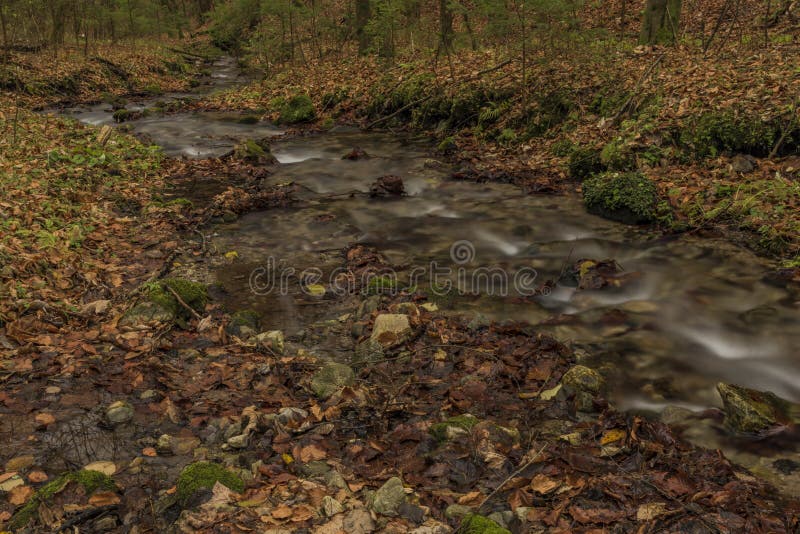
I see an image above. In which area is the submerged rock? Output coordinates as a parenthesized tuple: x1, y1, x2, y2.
(311, 362, 356, 399)
(105, 400, 134, 425)
(717, 382, 798, 435)
(369, 175, 405, 197)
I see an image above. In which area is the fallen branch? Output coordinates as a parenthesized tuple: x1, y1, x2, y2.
(165, 285, 202, 320)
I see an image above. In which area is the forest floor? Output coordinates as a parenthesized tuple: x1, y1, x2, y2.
(1, 35, 800, 534)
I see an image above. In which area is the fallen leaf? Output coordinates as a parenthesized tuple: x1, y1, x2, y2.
(89, 492, 121, 506)
(271, 504, 293, 519)
(9, 485, 34, 505)
(142, 447, 157, 457)
(637, 502, 668, 521)
(34, 413, 55, 427)
(27, 471, 48, 483)
(600, 429, 626, 445)
(83, 461, 116, 476)
(530, 474, 560, 495)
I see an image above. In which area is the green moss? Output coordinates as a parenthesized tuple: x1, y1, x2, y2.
(568, 146, 605, 180)
(589, 88, 629, 117)
(146, 278, 208, 318)
(461, 514, 512, 534)
(177, 462, 244, 506)
(366, 275, 398, 295)
(8, 470, 116, 530)
(583, 171, 659, 225)
(437, 136, 457, 154)
(429, 414, 479, 442)
(234, 139, 275, 163)
(236, 115, 261, 125)
(142, 83, 163, 96)
(497, 129, 518, 146)
(279, 94, 316, 124)
(680, 111, 796, 158)
(226, 309, 261, 338)
(112, 109, 131, 123)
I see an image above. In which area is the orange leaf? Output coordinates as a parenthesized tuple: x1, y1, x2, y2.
(271, 504, 293, 519)
(89, 492, 121, 506)
(9, 485, 34, 505)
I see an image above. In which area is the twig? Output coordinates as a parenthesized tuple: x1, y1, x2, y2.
(476, 442, 548, 513)
(165, 285, 202, 320)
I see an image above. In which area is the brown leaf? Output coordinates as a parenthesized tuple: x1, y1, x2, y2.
(9, 484, 34, 505)
(569, 504, 625, 524)
(27, 471, 48, 483)
(271, 504, 293, 519)
(88, 492, 121, 506)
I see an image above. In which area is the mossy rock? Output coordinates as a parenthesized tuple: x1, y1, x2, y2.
(717, 383, 799, 435)
(112, 109, 131, 123)
(311, 362, 356, 399)
(568, 146, 605, 180)
(583, 172, 659, 225)
(279, 94, 316, 124)
(226, 309, 261, 339)
(147, 278, 208, 319)
(429, 414, 479, 442)
(236, 115, 261, 125)
(234, 139, 277, 164)
(9, 470, 116, 530)
(437, 136, 457, 154)
(561, 365, 605, 394)
(176, 462, 244, 506)
(460, 513, 512, 534)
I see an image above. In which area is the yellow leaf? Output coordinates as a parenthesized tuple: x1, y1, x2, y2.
(600, 429, 626, 445)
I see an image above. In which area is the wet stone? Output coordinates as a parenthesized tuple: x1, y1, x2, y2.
(370, 314, 412, 347)
(716, 382, 797, 434)
(105, 400, 134, 425)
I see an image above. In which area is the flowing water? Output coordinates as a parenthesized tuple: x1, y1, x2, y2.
(59, 58, 800, 493)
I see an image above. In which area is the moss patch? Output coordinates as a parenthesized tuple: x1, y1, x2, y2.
(366, 275, 398, 295)
(461, 513, 512, 534)
(680, 111, 797, 158)
(9, 470, 116, 530)
(429, 414, 480, 442)
(177, 462, 244, 506)
(583, 171, 659, 225)
(279, 94, 316, 124)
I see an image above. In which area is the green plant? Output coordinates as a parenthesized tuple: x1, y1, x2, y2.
(568, 146, 605, 180)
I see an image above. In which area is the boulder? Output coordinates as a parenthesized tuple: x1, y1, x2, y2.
(226, 310, 261, 340)
(561, 365, 605, 394)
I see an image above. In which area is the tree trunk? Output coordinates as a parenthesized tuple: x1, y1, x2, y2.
(355, 0, 370, 55)
(639, 0, 681, 44)
(439, 0, 454, 54)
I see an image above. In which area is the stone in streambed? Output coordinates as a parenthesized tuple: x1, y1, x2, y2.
(370, 313, 412, 347)
(717, 382, 798, 435)
(369, 476, 406, 516)
(254, 330, 284, 354)
(311, 362, 355, 399)
(105, 400, 134, 425)
(226, 309, 261, 340)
